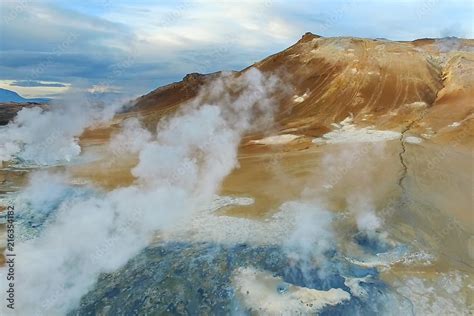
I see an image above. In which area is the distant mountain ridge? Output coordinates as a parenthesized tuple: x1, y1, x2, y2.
(0, 88, 50, 103)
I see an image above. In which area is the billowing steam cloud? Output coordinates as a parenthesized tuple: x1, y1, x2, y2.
(107, 117, 152, 155)
(0, 91, 125, 165)
(282, 200, 336, 279)
(0, 68, 280, 315)
(318, 141, 393, 236)
(14, 171, 73, 229)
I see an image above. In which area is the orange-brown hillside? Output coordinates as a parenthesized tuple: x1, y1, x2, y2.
(82, 33, 473, 148)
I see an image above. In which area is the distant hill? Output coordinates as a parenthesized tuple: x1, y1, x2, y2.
(0, 102, 48, 125)
(0, 88, 50, 103)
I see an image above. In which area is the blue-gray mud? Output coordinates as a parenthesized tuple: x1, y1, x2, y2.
(70, 241, 411, 315)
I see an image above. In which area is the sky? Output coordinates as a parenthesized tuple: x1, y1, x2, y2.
(0, 0, 473, 99)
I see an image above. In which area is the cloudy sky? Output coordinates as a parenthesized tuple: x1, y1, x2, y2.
(0, 0, 472, 99)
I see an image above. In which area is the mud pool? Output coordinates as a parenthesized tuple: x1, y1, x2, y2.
(69, 241, 412, 315)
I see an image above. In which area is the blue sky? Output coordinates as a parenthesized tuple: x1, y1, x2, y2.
(0, 0, 473, 99)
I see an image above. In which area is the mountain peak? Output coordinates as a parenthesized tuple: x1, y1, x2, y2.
(182, 72, 206, 82)
(299, 32, 321, 43)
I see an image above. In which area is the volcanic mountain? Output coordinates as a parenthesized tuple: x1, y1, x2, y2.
(123, 33, 473, 143)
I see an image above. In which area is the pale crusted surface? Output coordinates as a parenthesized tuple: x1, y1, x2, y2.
(232, 267, 350, 314)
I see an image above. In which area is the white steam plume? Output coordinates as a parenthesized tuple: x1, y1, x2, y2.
(346, 194, 381, 235)
(282, 200, 336, 278)
(0, 91, 125, 165)
(107, 117, 152, 155)
(318, 141, 392, 235)
(0, 68, 280, 315)
(14, 171, 73, 228)
(280, 139, 395, 276)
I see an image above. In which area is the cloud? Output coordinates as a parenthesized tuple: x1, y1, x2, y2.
(87, 84, 121, 94)
(0, 1, 298, 98)
(0, 1, 139, 94)
(10, 80, 67, 87)
(0, 80, 71, 99)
